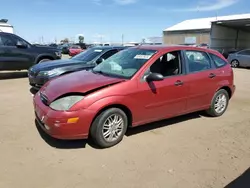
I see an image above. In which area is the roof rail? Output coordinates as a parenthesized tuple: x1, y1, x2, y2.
(0, 19, 8, 23)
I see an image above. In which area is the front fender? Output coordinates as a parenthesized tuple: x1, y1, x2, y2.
(87, 96, 135, 112)
(73, 96, 140, 122)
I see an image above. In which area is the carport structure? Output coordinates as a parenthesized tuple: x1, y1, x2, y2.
(210, 14, 250, 52)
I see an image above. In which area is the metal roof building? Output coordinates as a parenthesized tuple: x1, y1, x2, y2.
(0, 19, 14, 33)
(163, 13, 250, 45)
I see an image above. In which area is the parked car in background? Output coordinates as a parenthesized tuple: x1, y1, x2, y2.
(75, 43, 87, 50)
(33, 45, 235, 148)
(61, 44, 71, 54)
(227, 49, 250, 68)
(69, 45, 84, 56)
(217, 49, 240, 59)
(49, 43, 58, 48)
(198, 43, 209, 49)
(179, 43, 198, 47)
(28, 46, 126, 93)
(0, 32, 61, 71)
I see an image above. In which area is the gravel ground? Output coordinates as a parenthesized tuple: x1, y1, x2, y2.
(0, 68, 249, 188)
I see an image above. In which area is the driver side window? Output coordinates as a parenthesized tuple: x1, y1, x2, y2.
(146, 50, 182, 77)
(11, 35, 27, 46)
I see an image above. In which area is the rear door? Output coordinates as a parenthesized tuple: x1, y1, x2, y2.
(0, 33, 17, 70)
(0, 33, 31, 70)
(183, 50, 218, 112)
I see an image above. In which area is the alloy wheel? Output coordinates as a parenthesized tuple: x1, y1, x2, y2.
(102, 114, 124, 142)
(231, 60, 239, 68)
(214, 93, 227, 114)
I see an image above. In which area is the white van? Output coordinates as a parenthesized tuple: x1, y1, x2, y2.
(0, 19, 14, 33)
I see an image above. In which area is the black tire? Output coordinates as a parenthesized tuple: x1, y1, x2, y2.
(90, 108, 128, 148)
(205, 89, 229, 117)
(231, 60, 239, 68)
(38, 59, 51, 64)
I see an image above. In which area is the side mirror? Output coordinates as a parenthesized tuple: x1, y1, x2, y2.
(96, 58, 104, 64)
(16, 41, 27, 48)
(145, 72, 164, 82)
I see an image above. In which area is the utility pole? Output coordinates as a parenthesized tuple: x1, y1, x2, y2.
(122, 34, 124, 46)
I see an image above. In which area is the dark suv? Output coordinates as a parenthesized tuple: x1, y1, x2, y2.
(0, 32, 62, 71)
(28, 46, 126, 93)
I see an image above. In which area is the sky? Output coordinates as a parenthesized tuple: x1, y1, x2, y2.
(1, 0, 249, 43)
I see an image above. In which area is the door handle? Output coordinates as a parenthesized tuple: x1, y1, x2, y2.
(175, 80, 184, 86)
(209, 73, 216, 78)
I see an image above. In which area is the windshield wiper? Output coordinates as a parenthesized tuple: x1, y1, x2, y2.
(92, 69, 102, 74)
(92, 70, 109, 76)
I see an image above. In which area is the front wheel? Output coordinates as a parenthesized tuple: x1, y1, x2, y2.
(90, 108, 128, 148)
(205, 89, 229, 117)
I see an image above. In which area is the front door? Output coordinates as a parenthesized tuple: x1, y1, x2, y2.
(9, 34, 33, 70)
(0, 33, 17, 70)
(135, 50, 188, 124)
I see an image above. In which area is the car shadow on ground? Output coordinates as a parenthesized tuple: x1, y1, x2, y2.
(35, 112, 203, 150)
(224, 167, 250, 188)
(0, 71, 28, 80)
(30, 88, 38, 95)
(35, 121, 93, 149)
(126, 112, 202, 137)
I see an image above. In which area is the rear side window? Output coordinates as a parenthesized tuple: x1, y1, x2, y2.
(185, 50, 211, 73)
(210, 53, 228, 68)
(0, 34, 16, 46)
(238, 50, 250, 55)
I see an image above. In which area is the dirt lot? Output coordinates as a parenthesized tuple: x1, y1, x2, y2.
(0, 68, 250, 188)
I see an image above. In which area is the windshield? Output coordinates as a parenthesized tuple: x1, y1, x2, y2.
(72, 48, 104, 62)
(92, 48, 157, 79)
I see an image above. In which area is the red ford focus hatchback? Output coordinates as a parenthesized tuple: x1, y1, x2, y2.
(33, 45, 235, 148)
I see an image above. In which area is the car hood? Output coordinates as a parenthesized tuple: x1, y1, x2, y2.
(41, 70, 125, 102)
(31, 59, 88, 72)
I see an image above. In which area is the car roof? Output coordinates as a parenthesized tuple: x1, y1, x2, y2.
(91, 46, 127, 50)
(133, 44, 218, 54)
(0, 32, 13, 36)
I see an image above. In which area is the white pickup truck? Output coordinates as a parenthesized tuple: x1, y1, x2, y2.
(0, 19, 14, 33)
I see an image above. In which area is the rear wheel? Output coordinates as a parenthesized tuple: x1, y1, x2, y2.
(231, 60, 239, 68)
(90, 108, 128, 148)
(205, 89, 229, 117)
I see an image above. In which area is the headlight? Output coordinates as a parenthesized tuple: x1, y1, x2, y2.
(55, 51, 61, 57)
(38, 69, 61, 76)
(49, 95, 84, 111)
